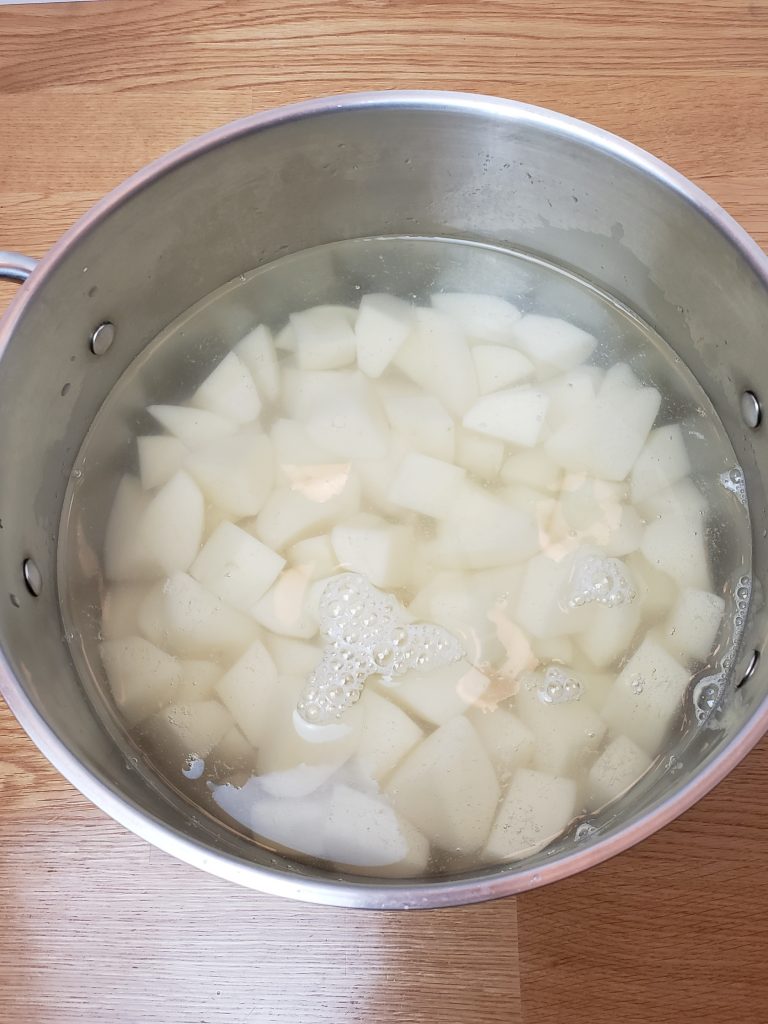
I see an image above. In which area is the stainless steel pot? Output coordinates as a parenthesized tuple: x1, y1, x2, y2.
(1, 91, 767, 909)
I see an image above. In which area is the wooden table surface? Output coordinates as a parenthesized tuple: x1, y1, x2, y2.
(2, 2, 768, 1021)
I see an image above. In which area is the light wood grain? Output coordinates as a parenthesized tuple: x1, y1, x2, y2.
(1, 2, 768, 1022)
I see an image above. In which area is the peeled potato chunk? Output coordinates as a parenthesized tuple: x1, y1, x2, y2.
(100, 635, 181, 726)
(355, 293, 415, 378)
(485, 768, 577, 862)
(191, 521, 285, 611)
(216, 640, 279, 747)
(192, 351, 262, 425)
(587, 735, 652, 810)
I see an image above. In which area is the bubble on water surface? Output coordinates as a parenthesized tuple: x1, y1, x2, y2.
(565, 554, 636, 609)
(538, 665, 582, 704)
(720, 466, 748, 507)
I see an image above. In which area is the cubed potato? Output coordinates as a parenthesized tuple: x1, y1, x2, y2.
(250, 567, 318, 639)
(190, 521, 285, 611)
(281, 368, 356, 418)
(291, 305, 358, 371)
(355, 691, 424, 781)
(289, 371, 388, 460)
(540, 366, 603, 433)
(485, 768, 577, 862)
(253, 471, 360, 551)
(265, 636, 322, 678)
(387, 452, 466, 519)
(472, 344, 534, 394)
(510, 314, 596, 372)
(137, 435, 188, 490)
(215, 639, 280, 746)
(386, 716, 500, 853)
(454, 430, 505, 480)
(143, 699, 233, 759)
(630, 425, 691, 504)
(249, 794, 329, 859)
(331, 514, 413, 588)
(639, 479, 708, 525)
(432, 485, 539, 569)
(467, 706, 534, 783)
(356, 432, 413, 518)
(579, 671, 615, 714)
(394, 307, 478, 416)
(530, 634, 575, 666)
(360, 818, 431, 878)
(271, 417, 342, 469)
(148, 404, 237, 447)
(602, 636, 691, 754)
(185, 431, 274, 519)
(235, 323, 280, 403)
(138, 572, 256, 660)
(101, 584, 149, 640)
(386, 659, 490, 727)
(136, 470, 205, 576)
(355, 293, 415, 378)
(515, 552, 591, 639)
(576, 600, 642, 669)
(175, 659, 221, 703)
(287, 534, 338, 581)
(213, 724, 254, 765)
(258, 763, 339, 800)
(431, 292, 522, 343)
(516, 672, 606, 775)
(603, 504, 644, 557)
(500, 450, 561, 493)
(589, 365, 661, 481)
(100, 635, 182, 726)
(663, 587, 725, 663)
(587, 734, 652, 810)
(275, 321, 297, 352)
(324, 784, 415, 867)
(463, 386, 549, 447)
(192, 352, 262, 425)
(104, 476, 155, 582)
(380, 385, 455, 462)
(640, 517, 711, 589)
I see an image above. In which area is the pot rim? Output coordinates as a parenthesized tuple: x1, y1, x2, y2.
(2, 89, 767, 909)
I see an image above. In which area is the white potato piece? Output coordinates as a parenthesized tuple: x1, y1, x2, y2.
(137, 435, 188, 490)
(291, 305, 357, 370)
(101, 584, 149, 640)
(454, 430, 505, 480)
(630, 425, 691, 504)
(324, 784, 413, 867)
(215, 639, 280, 747)
(190, 521, 285, 611)
(510, 314, 596, 372)
(355, 432, 413, 519)
(331, 514, 413, 588)
(602, 636, 691, 755)
(603, 504, 644, 557)
(485, 768, 577, 862)
(185, 431, 274, 519)
(639, 478, 708, 525)
(462, 386, 549, 447)
(394, 307, 478, 416)
(515, 552, 592, 639)
(249, 794, 328, 859)
(588, 364, 662, 481)
(175, 659, 222, 703)
(192, 352, 262, 425)
(143, 700, 233, 760)
(587, 735, 652, 810)
(213, 724, 254, 765)
(271, 418, 340, 468)
(387, 452, 466, 519)
(386, 716, 500, 853)
(531, 634, 575, 666)
(138, 572, 256, 660)
(500, 450, 561, 493)
(626, 554, 679, 622)
(467, 706, 534, 783)
(472, 344, 534, 394)
(663, 587, 725, 663)
(235, 324, 280, 403)
(355, 293, 415, 378)
(287, 370, 388, 460)
(100, 636, 182, 726)
(386, 659, 490, 727)
(275, 321, 297, 352)
(265, 636, 322, 678)
(356, 691, 424, 781)
(430, 292, 522, 343)
(577, 600, 642, 669)
(360, 819, 431, 878)
(104, 476, 154, 582)
(253, 471, 360, 551)
(380, 385, 455, 462)
(148, 404, 237, 447)
(136, 470, 205, 576)
(250, 567, 318, 639)
(540, 365, 603, 433)
(432, 485, 539, 570)
(287, 534, 338, 581)
(516, 672, 606, 775)
(640, 517, 710, 590)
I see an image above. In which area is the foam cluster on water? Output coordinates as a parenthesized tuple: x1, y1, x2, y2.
(296, 573, 464, 725)
(720, 466, 748, 508)
(693, 573, 751, 725)
(565, 554, 636, 609)
(539, 665, 582, 704)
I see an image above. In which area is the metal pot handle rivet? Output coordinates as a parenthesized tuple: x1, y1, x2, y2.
(0, 251, 38, 285)
(22, 558, 42, 598)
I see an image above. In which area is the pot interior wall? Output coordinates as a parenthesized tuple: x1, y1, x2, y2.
(1, 97, 767, 893)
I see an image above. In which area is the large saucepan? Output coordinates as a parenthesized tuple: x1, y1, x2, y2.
(1, 92, 767, 909)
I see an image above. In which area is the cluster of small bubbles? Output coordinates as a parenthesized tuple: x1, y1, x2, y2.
(574, 822, 598, 843)
(297, 573, 464, 725)
(693, 673, 725, 725)
(665, 754, 683, 774)
(182, 754, 205, 780)
(565, 555, 636, 609)
(539, 665, 582, 704)
(719, 466, 748, 507)
(630, 674, 645, 695)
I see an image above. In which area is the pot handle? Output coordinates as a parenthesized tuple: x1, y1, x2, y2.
(0, 251, 38, 284)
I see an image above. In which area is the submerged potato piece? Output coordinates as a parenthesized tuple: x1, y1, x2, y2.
(144, 699, 233, 760)
(454, 430, 505, 480)
(587, 734, 652, 810)
(387, 452, 466, 519)
(324, 784, 412, 867)
(138, 572, 256, 660)
(250, 567, 318, 639)
(663, 587, 725, 663)
(100, 636, 182, 726)
(291, 305, 357, 371)
(355, 432, 413, 518)
(265, 635, 322, 677)
(137, 435, 188, 491)
(577, 600, 642, 669)
(626, 552, 679, 622)
(472, 344, 535, 394)
(385, 659, 490, 727)
(331, 513, 413, 588)
(630, 424, 691, 504)
(101, 584, 149, 640)
(515, 551, 592, 639)
(355, 293, 415, 378)
(192, 351, 262, 425)
(463, 386, 549, 447)
(148, 404, 237, 447)
(185, 431, 274, 519)
(467, 706, 535, 783)
(500, 450, 561, 493)
(249, 794, 329, 859)
(357, 818, 431, 878)
(394, 307, 478, 416)
(287, 534, 338, 581)
(386, 716, 500, 853)
(136, 470, 205, 576)
(432, 484, 539, 570)
(191, 521, 285, 611)
(485, 768, 577, 862)
(104, 476, 154, 582)
(253, 471, 361, 552)
(431, 292, 522, 343)
(235, 324, 280, 403)
(380, 385, 455, 462)
(213, 724, 254, 765)
(271, 417, 340, 468)
(175, 659, 222, 703)
(640, 517, 711, 590)
(290, 370, 389, 460)
(509, 314, 596, 372)
(216, 639, 280, 747)
(516, 672, 606, 776)
(602, 636, 691, 755)
(356, 691, 424, 781)
(540, 365, 603, 433)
